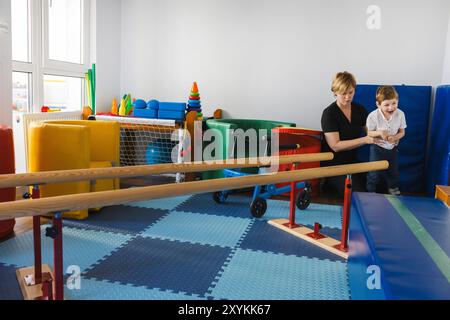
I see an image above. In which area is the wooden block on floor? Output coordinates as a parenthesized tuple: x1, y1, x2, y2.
(435, 185, 450, 206)
(16, 265, 54, 300)
(268, 219, 349, 259)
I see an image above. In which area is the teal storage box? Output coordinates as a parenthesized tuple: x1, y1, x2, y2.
(202, 119, 296, 180)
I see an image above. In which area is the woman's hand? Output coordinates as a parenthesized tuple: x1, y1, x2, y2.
(365, 136, 383, 145)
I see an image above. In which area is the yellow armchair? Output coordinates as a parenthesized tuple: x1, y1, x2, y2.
(28, 120, 120, 219)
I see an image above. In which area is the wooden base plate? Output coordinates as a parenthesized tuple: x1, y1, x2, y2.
(16, 265, 54, 300)
(268, 219, 349, 259)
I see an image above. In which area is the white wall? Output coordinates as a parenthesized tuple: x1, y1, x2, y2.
(94, 0, 122, 113)
(0, 0, 12, 126)
(120, 0, 450, 129)
(442, 12, 450, 84)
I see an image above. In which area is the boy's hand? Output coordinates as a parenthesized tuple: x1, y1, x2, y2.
(380, 130, 389, 141)
(387, 136, 398, 144)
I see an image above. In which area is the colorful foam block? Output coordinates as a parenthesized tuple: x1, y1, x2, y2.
(158, 110, 185, 120)
(159, 102, 187, 112)
(134, 108, 158, 119)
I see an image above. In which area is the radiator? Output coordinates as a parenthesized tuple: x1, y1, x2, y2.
(12, 111, 82, 173)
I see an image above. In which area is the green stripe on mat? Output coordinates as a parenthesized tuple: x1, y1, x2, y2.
(385, 195, 450, 283)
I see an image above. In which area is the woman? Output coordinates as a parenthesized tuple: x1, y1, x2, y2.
(321, 71, 379, 198)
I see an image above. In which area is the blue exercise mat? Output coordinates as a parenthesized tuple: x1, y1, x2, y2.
(353, 85, 432, 193)
(426, 85, 450, 196)
(349, 192, 450, 300)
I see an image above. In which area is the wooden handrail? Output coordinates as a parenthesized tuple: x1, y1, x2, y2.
(0, 161, 388, 220)
(0, 153, 333, 188)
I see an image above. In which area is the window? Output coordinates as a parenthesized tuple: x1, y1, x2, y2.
(11, 0, 90, 114)
(12, 72, 32, 113)
(43, 75, 83, 112)
(11, 0, 31, 63)
(48, 0, 83, 64)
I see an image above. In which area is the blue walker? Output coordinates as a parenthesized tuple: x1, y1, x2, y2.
(212, 136, 312, 218)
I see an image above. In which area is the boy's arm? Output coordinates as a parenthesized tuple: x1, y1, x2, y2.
(388, 129, 405, 144)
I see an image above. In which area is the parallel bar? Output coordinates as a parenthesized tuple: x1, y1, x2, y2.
(0, 161, 388, 220)
(0, 153, 334, 189)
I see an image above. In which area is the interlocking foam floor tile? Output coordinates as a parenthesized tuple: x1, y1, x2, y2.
(0, 226, 133, 271)
(140, 210, 251, 248)
(65, 277, 205, 300)
(175, 193, 254, 218)
(240, 220, 345, 262)
(129, 195, 192, 211)
(83, 236, 231, 296)
(0, 195, 350, 300)
(207, 249, 350, 300)
(0, 263, 23, 300)
(64, 205, 168, 235)
(175, 194, 343, 229)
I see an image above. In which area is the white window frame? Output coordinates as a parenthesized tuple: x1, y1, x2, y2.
(12, 0, 90, 113)
(42, 0, 90, 74)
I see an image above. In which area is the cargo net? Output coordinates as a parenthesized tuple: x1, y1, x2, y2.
(95, 115, 185, 182)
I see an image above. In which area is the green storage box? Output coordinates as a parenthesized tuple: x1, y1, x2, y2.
(202, 119, 296, 180)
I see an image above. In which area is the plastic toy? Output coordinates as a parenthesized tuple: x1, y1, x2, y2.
(147, 100, 160, 110)
(111, 98, 118, 115)
(133, 99, 147, 109)
(187, 82, 203, 113)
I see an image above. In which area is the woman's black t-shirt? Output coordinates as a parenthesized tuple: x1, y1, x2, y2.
(321, 101, 368, 166)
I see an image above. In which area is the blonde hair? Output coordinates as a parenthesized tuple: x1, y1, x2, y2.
(376, 86, 399, 104)
(331, 72, 357, 94)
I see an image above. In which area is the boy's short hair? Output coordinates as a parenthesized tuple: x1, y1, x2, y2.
(331, 72, 357, 94)
(376, 86, 399, 104)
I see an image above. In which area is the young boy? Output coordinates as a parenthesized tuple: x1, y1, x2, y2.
(366, 86, 407, 195)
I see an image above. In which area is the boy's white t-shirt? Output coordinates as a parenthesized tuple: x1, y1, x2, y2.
(366, 108, 407, 150)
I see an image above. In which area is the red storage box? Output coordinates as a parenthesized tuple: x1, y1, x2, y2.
(272, 127, 323, 197)
(0, 125, 16, 239)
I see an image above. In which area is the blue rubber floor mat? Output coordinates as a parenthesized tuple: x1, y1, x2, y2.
(83, 236, 232, 296)
(0, 263, 23, 300)
(140, 210, 251, 248)
(207, 249, 350, 300)
(240, 220, 345, 262)
(64, 205, 168, 235)
(0, 195, 349, 300)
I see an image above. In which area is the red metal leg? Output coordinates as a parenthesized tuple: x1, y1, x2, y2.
(340, 175, 353, 251)
(53, 213, 64, 300)
(288, 163, 299, 228)
(38, 273, 53, 301)
(31, 186, 42, 285)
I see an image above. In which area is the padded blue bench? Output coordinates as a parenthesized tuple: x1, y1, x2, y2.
(349, 192, 450, 300)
